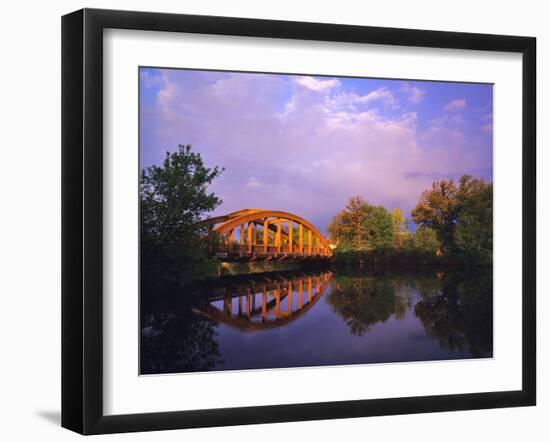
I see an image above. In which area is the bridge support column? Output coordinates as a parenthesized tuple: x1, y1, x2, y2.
(263, 219, 269, 253)
(288, 221, 293, 254)
(240, 224, 245, 249)
(299, 224, 303, 256)
(308, 230, 312, 255)
(276, 221, 281, 254)
(247, 223, 253, 253)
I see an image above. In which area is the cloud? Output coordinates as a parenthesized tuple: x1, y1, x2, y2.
(245, 177, 261, 188)
(444, 98, 467, 112)
(358, 87, 399, 108)
(401, 82, 426, 104)
(327, 87, 399, 112)
(296, 76, 340, 92)
(140, 70, 492, 232)
(430, 113, 463, 127)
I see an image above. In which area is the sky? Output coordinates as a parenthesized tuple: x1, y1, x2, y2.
(139, 67, 493, 234)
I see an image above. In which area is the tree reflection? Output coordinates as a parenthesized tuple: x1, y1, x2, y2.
(414, 268, 493, 357)
(140, 279, 223, 374)
(328, 268, 492, 359)
(328, 272, 411, 335)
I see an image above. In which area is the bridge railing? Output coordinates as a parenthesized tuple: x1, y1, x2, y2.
(214, 243, 331, 257)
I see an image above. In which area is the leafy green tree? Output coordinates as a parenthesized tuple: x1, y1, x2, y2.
(327, 196, 394, 252)
(364, 205, 394, 249)
(411, 178, 460, 251)
(390, 208, 409, 248)
(140, 144, 224, 284)
(390, 208, 406, 233)
(412, 226, 441, 254)
(454, 182, 493, 263)
(327, 196, 370, 250)
(411, 174, 492, 259)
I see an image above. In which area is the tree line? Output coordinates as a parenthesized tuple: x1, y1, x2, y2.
(327, 174, 492, 265)
(140, 145, 493, 288)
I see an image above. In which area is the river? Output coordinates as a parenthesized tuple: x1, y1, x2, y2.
(140, 267, 492, 374)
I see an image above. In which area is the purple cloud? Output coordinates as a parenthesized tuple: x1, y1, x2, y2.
(444, 98, 467, 112)
(401, 82, 426, 104)
(140, 69, 492, 233)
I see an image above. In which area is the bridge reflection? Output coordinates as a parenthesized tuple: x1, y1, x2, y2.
(195, 271, 333, 330)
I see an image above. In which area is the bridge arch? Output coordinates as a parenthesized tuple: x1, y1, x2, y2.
(201, 209, 333, 259)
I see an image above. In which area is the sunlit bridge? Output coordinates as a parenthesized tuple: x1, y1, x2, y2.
(195, 271, 333, 330)
(201, 209, 334, 261)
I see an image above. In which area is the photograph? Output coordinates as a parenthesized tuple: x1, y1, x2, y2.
(139, 67, 494, 375)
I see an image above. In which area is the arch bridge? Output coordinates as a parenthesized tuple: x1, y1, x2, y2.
(201, 209, 334, 260)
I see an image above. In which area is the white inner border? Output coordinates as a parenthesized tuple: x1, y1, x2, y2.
(103, 29, 523, 415)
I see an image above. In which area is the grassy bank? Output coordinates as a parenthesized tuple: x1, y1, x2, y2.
(217, 259, 332, 276)
(331, 249, 491, 268)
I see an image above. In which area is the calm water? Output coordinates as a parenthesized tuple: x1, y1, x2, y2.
(140, 267, 493, 374)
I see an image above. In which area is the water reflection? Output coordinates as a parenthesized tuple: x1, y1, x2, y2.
(197, 272, 332, 330)
(141, 267, 492, 374)
(327, 273, 413, 335)
(413, 269, 493, 357)
(140, 279, 223, 374)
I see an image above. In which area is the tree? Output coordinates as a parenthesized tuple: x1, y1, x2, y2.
(140, 144, 224, 283)
(412, 226, 440, 254)
(390, 208, 409, 248)
(454, 182, 493, 263)
(411, 178, 460, 251)
(327, 196, 370, 250)
(411, 174, 492, 257)
(363, 205, 394, 250)
(327, 196, 394, 251)
(390, 208, 406, 233)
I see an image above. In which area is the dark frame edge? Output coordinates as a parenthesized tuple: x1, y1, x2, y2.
(87, 390, 534, 435)
(521, 36, 537, 406)
(61, 8, 85, 435)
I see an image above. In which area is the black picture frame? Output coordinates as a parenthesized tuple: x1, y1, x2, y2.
(62, 8, 536, 435)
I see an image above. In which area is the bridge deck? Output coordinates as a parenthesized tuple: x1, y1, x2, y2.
(213, 245, 332, 261)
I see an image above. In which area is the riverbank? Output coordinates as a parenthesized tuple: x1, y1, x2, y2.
(216, 259, 333, 277)
(331, 249, 492, 268)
